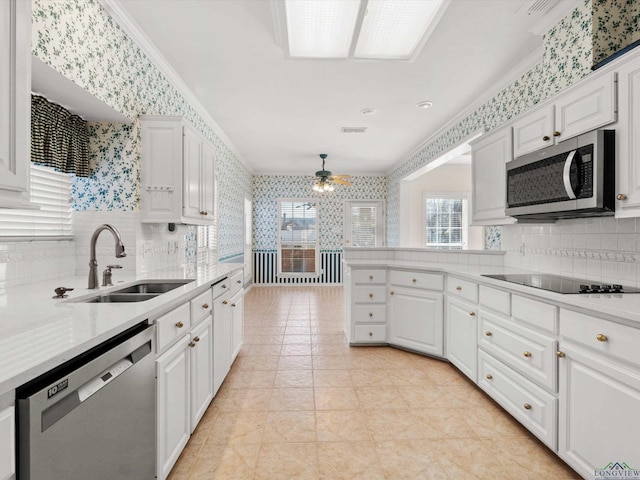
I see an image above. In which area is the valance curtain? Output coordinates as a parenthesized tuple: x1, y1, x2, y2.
(31, 94, 90, 177)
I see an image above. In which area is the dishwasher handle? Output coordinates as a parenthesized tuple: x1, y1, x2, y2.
(41, 341, 151, 432)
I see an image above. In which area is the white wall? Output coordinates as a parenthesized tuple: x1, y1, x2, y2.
(402, 164, 483, 250)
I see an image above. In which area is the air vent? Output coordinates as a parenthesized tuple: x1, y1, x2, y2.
(515, 0, 557, 15)
(341, 127, 367, 133)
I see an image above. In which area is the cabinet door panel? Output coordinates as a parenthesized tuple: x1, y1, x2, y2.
(213, 297, 232, 395)
(471, 128, 516, 225)
(202, 141, 216, 218)
(0, 405, 14, 480)
(446, 299, 478, 382)
(389, 289, 443, 356)
(156, 336, 190, 480)
(512, 105, 554, 157)
(559, 342, 640, 478)
(231, 290, 244, 362)
(190, 318, 213, 432)
(182, 126, 202, 219)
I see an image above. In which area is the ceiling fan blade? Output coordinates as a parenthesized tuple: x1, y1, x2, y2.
(330, 174, 351, 179)
(330, 178, 353, 186)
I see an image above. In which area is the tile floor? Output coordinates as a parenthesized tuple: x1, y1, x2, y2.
(168, 286, 581, 480)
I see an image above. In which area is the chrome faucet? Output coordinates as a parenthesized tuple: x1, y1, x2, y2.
(88, 224, 126, 289)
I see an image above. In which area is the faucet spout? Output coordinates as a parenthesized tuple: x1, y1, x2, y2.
(88, 224, 126, 289)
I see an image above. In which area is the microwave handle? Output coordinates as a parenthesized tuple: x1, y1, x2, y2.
(563, 150, 577, 199)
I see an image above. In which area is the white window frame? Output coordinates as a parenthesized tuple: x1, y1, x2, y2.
(343, 200, 385, 247)
(423, 192, 469, 249)
(196, 174, 218, 257)
(277, 198, 319, 277)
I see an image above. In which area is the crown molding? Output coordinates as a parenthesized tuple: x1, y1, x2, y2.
(98, 0, 252, 173)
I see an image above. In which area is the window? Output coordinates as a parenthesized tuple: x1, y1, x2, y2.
(424, 193, 468, 249)
(0, 164, 72, 239)
(278, 199, 318, 276)
(344, 200, 384, 247)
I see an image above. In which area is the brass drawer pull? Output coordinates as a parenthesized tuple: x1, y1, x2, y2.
(231, 303, 236, 307)
(523, 351, 532, 358)
(556, 351, 565, 358)
(223, 300, 228, 305)
(542, 135, 550, 141)
(485, 331, 492, 337)
(369, 293, 374, 298)
(596, 333, 607, 342)
(469, 312, 476, 316)
(369, 275, 373, 280)
(193, 336, 200, 342)
(412, 278, 417, 283)
(368, 331, 373, 337)
(176, 321, 184, 328)
(486, 374, 493, 380)
(369, 312, 373, 317)
(456, 286, 462, 291)
(553, 131, 561, 137)
(617, 194, 627, 201)
(389, 291, 394, 295)
(202, 303, 209, 309)
(189, 341, 196, 348)
(524, 403, 532, 410)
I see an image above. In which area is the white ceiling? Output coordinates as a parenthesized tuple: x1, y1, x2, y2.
(113, 0, 577, 175)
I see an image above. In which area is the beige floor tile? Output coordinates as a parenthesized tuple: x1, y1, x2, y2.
(356, 386, 408, 410)
(412, 408, 478, 439)
(311, 333, 347, 344)
(228, 370, 277, 389)
(243, 334, 284, 345)
(312, 355, 350, 370)
(462, 401, 531, 438)
(220, 388, 272, 412)
(432, 438, 512, 479)
(317, 442, 384, 480)
(349, 368, 392, 387)
(274, 369, 314, 388)
(280, 343, 313, 356)
(167, 442, 202, 480)
(277, 355, 313, 370)
(315, 410, 371, 442)
(374, 440, 449, 479)
(239, 355, 280, 371)
(189, 444, 260, 480)
(238, 344, 282, 356)
(311, 343, 352, 355)
(262, 410, 317, 443)
(208, 411, 268, 445)
(285, 326, 312, 335)
(254, 443, 319, 480)
(314, 386, 360, 410)
(282, 334, 312, 344)
(313, 369, 353, 387)
(269, 387, 315, 411)
(365, 409, 425, 441)
(397, 384, 447, 408)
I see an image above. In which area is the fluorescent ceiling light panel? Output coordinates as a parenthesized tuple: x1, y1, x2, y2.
(285, 0, 361, 58)
(354, 0, 445, 59)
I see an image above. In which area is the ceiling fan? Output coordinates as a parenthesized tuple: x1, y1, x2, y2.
(313, 154, 352, 192)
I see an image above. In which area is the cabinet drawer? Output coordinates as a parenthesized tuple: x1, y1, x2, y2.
(157, 303, 191, 352)
(354, 285, 387, 304)
(560, 309, 640, 367)
(190, 289, 213, 326)
(389, 270, 443, 291)
(353, 305, 386, 324)
(227, 269, 244, 296)
(352, 269, 387, 285)
(212, 278, 232, 299)
(447, 277, 478, 303)
(478, 350, 557, 450)
(479, 309, 557, 392)
(512, 295, 558, 334)
(479, 285, 510, 315)
(354, 324, 386, 343)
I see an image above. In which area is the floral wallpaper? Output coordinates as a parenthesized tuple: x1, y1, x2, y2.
(253, 175, 387, 251)
(32, 0, 251, 260)
(386, 0, 593, 247)
(592, 0, 640, 66)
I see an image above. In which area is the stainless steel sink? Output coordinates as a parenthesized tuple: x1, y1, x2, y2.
(69, 279, 194, 303)
(112, 280, 193, 294)
(83, 293, 160, 303)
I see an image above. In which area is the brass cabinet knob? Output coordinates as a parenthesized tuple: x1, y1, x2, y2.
(389, 291, 394, 295)
(369, 293, 374, 298)
(542, 135, 550, 141)
(556, 351, 565, 358)
(368, 331, 373, 337)
(523, 351, 532, 358)
(456, 286, 462, 291)
(369, 312, 373, 317)
(202, 303, 209, 309)
(231, 303, 236, 307)
(617, 194, 627, 201)
(189, 341, 196, 348)
(486, 374, 493, 380)
(193, 336, 200, 342)
(223, 300, 228, 305)
(237, 279, 242, 284)
(596, 333, 608, 342)
(199, 211, 208, 216)
(369, 275, 373, 280)
(524, 403, 532, 410)
(485, 331, 492, 337)
(412, 278, 417, 283)
(553, 131, 561, 137)
(222, 284, 228, 289)
(469, 312, 476, 316)
(176, 321, 184, 328)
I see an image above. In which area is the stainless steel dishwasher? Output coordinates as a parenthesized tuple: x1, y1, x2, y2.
(16, 321, 156, 480)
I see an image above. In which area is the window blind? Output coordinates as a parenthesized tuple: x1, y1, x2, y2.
(350, 205, 377, 247)
(0, 164, 72, 239)
(279, 200, 317, 275)
(425, 197, 465, 249)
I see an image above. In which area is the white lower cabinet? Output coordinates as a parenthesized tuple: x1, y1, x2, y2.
(0, 404, 15, 480)
(230, 289, 244, 362)
(446, 298, 478, 382)
(156, 335, 191, 480)
(189, 318, 213, 432)
(388, 286, 443, 356)
(213, 294, 232, 395)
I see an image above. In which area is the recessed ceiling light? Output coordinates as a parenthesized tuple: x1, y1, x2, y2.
(417, 101, 433, 109)
(361, 108, 378, 115)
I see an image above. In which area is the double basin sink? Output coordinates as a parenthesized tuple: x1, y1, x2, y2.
(72, 280, 194, 303)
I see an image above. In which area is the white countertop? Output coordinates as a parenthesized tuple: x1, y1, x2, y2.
(0, 262, 243, 396)
(344, 260, 640, 327)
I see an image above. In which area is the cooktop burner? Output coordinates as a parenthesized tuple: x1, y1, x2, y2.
(481, 273, 640, 294)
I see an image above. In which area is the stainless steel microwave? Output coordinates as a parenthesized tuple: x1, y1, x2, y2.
(505, 129, 615, 220)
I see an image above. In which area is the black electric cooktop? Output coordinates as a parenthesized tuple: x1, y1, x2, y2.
(481, 273, 640, 294)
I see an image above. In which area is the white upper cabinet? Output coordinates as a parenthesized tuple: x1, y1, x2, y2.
(614, 53, 640, 217)
(512, 73, 617, 158)
(0, 0, 31, 208)
(141, 116, 215, 225)
(471, 127, 516, 225)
